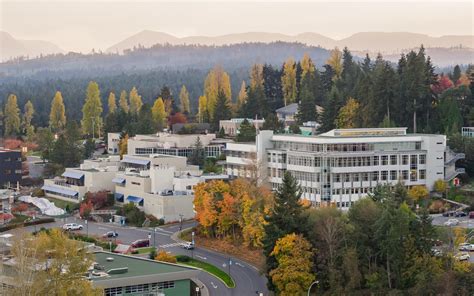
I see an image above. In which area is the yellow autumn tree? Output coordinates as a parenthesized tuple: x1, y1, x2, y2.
(203, 66, 231, 120)
(107, 92, 117, 114)
(198, 95, 208, 123)
(81, 81, 103, 137)
(270, 233, 315, 295)
(300, 52, 315, 78)
(119, 90, 129, 113)
(49, 91, 67, 131)
(434, 179, 447, 194)
(326, 47, 343, 81)
(237, 80, 248, 111)
(179, 85, 190, 114)
(408, 185, 429, 202)
(281, 57, 297, 105)
(151, 97, 167, 131)
(119, 134, 128, 158)
(250, 64, 264, 90)
(336, 97, 360, 128)
(129, 86, 143, 114)
(4, 94, 21, 136)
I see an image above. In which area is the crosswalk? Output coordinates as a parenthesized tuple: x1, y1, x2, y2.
(158, 242, 184, 249)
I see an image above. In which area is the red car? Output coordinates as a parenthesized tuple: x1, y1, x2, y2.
(469, 211, 474, 219)
(131, 239, 149, 248)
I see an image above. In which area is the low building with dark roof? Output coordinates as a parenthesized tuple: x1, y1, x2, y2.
(0, 149, 22, 188)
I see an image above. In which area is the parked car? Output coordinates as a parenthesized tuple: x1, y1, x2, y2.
(182, 242, 195, 250)
(62, 223, 83, 231)
(444, 219, 460, 226)
(455, 211, 467, 217)
(454, 252, 470, 261)
(469, 211, 474, 219)
(459, 243, 474, 252)
(431, 248, 442, 257)
(131, 239, 150, 248)
(442, 211, 455, 217)
(102, 231, 118, 238)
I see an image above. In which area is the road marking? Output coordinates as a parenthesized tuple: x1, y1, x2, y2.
(155, 228, 173, 234)
(196, 255, 207, 260)
(236, 262, 244, 267)
(211, 282, 218, 289)
(158, 242, 183, 248)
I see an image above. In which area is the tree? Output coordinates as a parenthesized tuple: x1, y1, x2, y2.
(408, 185, 429, 203)
(179, 85, 190, 114)
(151, 97, 167, 131)
(119, 133, 128, 158)
(119, 90, 129, 113)
(49, 91, 66, 131)
(296, 72, 317, 123)
(326, 47, 343, 80)
(262, 113, 284, 133)
(269, 233, 315, 295)
(155, 250, 177, 263)
(80, 200, 93, 219)
(129, 86, 143, 114)
(169, 112, 187, 125)
(160, 86, 174, 115)
(281, 57, 297, 105)
(4, 94, 21, 136)
(289, 123, 301, 134)
(136, 104, 154, 134)
(83, 138, 95, 159)
(36, 128, 54, 162)
(22, 100, 35, 135)
(198, 96, 209, 123)
(50, 121, 82, 168)
(236, 119, 256, 142)
(432, 75, 454, 94)
(81, 81, 103, 137)
(320, 86, 342, 132)
(189, 137, 205, 166)
(336, 97, 360, 128)
(263, 172, 309, 290)
(211, 90, 231, 131)
(237, 80, 248, 111)
(451, 65, 461, 83)
(204, 66, 232, 120)
(8, 229, 102, 296)
(434, 179, 447, 194)
(107, 92, 117, 114)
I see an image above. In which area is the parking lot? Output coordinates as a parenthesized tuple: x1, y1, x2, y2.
(431, 214, 474, 229)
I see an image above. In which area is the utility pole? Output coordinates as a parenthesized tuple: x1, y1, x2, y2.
(179, 214, 184, 231)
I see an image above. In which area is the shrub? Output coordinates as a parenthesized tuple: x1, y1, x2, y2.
(176, 255, 191, 263)
(80, 200, 93, 219)
(32, 188, 45, 197)
(155, 250, 177, 263)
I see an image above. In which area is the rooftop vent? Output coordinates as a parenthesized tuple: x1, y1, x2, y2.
(108, 267, 128, 274)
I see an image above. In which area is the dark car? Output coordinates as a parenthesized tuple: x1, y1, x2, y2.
(102, 231, 118, 238)
(455, 211, 467, 217)
(469, 211, 474, 219)
(131, 239, 150, 248)
(442, 211, 453, 217)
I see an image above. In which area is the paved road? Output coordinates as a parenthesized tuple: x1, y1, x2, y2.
(10, 217, 268, 296)
(431, 214, 474, 229)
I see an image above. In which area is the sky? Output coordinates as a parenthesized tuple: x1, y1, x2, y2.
(1, 0, 472, 53)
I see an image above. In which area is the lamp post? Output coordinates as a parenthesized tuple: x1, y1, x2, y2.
(85, 219, 88, 237)
(191, 231, 195, 259)
(148, 232, 152, 245)
(179, 214, 184, 231)
(153, 228, 157, 248)
(307, 280, 319, 296)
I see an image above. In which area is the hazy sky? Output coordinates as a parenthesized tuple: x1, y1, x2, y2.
(1, 1, 472, 52)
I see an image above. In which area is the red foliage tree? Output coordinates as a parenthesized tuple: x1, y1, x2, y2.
(4, 139, 23, 150)
(12, 203, 28, 214)
(80, 200, 93, 218)
(431, 75, 453, 94)
(85, 191, 109, 210)
(168, 112, 187, 125)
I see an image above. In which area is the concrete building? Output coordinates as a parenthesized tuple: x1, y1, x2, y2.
(219, 118, 265, 137)
(225, 128, 464, 209)
(0, 149, 22, 188)
(113, 154, 205, 222)
(107, 133, 121, 155)
(462, 127, 474, 137)
(42, 156, 121, 202)
(276, 103, 323, 126)
(127, 133, 223, 159)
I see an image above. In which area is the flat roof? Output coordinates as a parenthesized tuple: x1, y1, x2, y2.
(92, 251, 196, 281)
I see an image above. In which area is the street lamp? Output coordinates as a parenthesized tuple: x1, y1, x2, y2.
(153, 228, 157, 248)
(191, 231, 195, 259)
(148, 232, 152, 245)
(307, 280, 319, 296)
(85, 219, 88, 237)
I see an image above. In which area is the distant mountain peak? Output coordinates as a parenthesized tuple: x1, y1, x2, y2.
(0, 31, 64, 61)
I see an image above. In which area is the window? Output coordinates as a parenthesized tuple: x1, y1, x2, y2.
(390, 170, 397, 180)
(381, 171, 388, 181)
(372, 171, 379, 181)
(362, 173, 369, 181)
(419, 155, 426, 164)
(131, 181, 141, 186)
(402, 170, 409, 180)
(381, 155, 388, 165)
(402, 155, 409, 165)
(390, 155, 397, 165)
(334, 174, 341, 182)
(419, 169, 426, 180)
(373, 156, 379, 166)
(410, 170, 417, 182)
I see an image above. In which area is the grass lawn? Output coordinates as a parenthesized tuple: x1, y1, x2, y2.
(46, 197, 78, 211)
(135, 247, 155, 254)
(176, 255, 235, 288)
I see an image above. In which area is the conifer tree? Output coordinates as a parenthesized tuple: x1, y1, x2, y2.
(236, 119, 256, 142)
(212, 90, 231, 131)
(320, 86, 342, 132)
(204, 66, 232, 120)
(81, 81, 103, 137)
(49, 91, 67, 131)
(4, 94, 21, 136)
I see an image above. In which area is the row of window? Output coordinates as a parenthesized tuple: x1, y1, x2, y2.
(272, 141, 422, 153)
(104, 281, 175, 296)
(2, 169, 22, 175)
(136, 146, 223, 158)
(280, 154, 427, 168)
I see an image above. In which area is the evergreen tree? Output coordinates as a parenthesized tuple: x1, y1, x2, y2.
(49, 91, 67, 131)
(211, 90, 231, 131)
(236, 119, 256, 142)
(4, 94, 21, 136)
(263, 64, 284, 111)
(262, 113, 284, 133)
(50, 121, 82, 168)
(189, 137, 205, 167)
(296, 72, 317, 123)
(179, 85, 191, 114)
(320, 86, 342, 132)
(451, 65, 461, 83)
(135, 104, 154, 134)
(107, 92, 117, 114)
(119, 90, 129, 113)
(81, 81, 103, 137)
(263, 172, 309, 291)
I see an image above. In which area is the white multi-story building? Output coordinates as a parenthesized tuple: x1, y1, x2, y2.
(126, 133, 224, 159)
(42, 156, 121, 202)
(225, 128, 464, 209)
(107, 132, 121, 154)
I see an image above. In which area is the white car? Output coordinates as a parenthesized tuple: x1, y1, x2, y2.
(459, 243, 474, 252)
(182, 242, 195, 250)
(454, 252, 470, 261)
(62, 223, 83, 231)
(444, 219, 460, 226)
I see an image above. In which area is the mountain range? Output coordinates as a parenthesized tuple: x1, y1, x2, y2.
(0, 31, 64, 61)
(106, 30, 473, 54)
